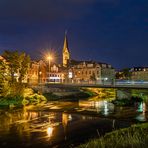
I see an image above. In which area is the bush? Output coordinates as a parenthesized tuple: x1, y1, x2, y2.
(112, 96, 143, 106)
(22, 93, 47, 105)
(0, 95, 23, 107)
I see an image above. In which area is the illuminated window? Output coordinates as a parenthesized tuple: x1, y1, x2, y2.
(68, 72, 73, 78)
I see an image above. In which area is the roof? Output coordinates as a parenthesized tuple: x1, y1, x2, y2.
(69, 59, 110, 66)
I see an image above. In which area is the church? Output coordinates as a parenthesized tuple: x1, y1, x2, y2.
(62, 32, 70, 68)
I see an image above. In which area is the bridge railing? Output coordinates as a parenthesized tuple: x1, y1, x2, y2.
(61, 80, 148, 87)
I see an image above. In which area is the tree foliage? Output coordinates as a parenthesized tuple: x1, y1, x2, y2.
(0, 59, 10, 97)
(116, 68, 132, 80)
(1, 50, 30, 97)
(2, 50, 30, 84)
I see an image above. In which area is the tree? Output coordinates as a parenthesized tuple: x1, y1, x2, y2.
(3, 50, 30, 84)
(115, 72, 123, 79)
(1, 50, 30, 97)
(0, 58, 10, 97)
(122, 68, 132, 79)
(3, 50, 20, 84)
(18, 53, 30, 83)
(90, 72, 96, 81)
(116, 68, 132, 80)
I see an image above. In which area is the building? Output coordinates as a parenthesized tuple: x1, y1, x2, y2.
(38, 60, 47, 84)
(67, 60, 115, 84)
(100, 63, 115, 83)
(47, 64, 65, 83)
(27, 61, 39, 84)
(71, 61, 101, 83)
(62, 33, 70, 67)
(27, 60, 47, 84)
(131, 67, 148, 81)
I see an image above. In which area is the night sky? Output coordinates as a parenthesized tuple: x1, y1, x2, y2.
(0, 0, 147, 69)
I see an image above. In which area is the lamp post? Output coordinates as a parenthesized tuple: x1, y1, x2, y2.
(39, 71, 42, 84)
(47, 56, 52, 72)
(47, 55, 52, 83)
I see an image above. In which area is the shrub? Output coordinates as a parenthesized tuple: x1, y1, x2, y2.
(22, 93, 47, 105)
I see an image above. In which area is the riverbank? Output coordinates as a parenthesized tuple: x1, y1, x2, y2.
(0, 96, 23, 108)
(0, 93, 47, 108)
(78, 123, 148, 148)
(0, 88, 94, 108)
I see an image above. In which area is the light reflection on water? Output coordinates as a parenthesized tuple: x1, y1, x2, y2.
(0, 88, 148, 147)
(47, 127, 53, 137)
(136, 102, 147, 122)
(79, 100, 114, 116)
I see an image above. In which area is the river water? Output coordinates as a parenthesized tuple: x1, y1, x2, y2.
(0, 88, 148, 148)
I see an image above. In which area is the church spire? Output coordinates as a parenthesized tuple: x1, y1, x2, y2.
(62, 31, 70, 67)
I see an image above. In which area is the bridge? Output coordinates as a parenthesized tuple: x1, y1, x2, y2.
(34, 81, 148, 100)
(45, 82, 148, 89)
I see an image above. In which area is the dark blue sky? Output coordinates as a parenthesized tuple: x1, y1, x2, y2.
(0, 0, 147, 69)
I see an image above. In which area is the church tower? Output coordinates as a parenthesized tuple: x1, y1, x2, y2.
(62, 32, 70, 67)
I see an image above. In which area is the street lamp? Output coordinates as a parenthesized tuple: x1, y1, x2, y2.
(47, 55, 53, 83)
(39, 71, 42, 84)
(47, 55, 52, 72)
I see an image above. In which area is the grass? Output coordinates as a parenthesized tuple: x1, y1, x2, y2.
(0, 89, 47, 108)
(0, 96, 23, 108)
(78, 123, 148, 148)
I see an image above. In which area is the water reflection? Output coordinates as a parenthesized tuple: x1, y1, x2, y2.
(79, 100, 114, 116)
(103, 101, 109, 115)
(0, 88, 148, 147)
(86, 88, 116, 100)
(136, 102, 146, 113)
(136, 102, 147, 122)
(47, 127, 53, 137)
(1, 109, 114, 147)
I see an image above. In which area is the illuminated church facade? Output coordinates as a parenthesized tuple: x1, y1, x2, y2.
(62, 33, 70, 68)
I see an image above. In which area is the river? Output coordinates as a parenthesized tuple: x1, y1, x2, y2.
(0, 88, 148, 148)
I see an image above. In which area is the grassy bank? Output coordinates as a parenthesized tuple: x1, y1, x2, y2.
(0, 88, 94, 108)
(78, 123, 148, 148)
(0, 96, 23, 108)
(0, 94, 47, 108)
(0, 88, 47, 108)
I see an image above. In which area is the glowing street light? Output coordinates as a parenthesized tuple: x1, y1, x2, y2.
(47, 127, 53, 137)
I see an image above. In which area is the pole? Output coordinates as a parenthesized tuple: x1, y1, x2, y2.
(48, 59, 50, 83)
